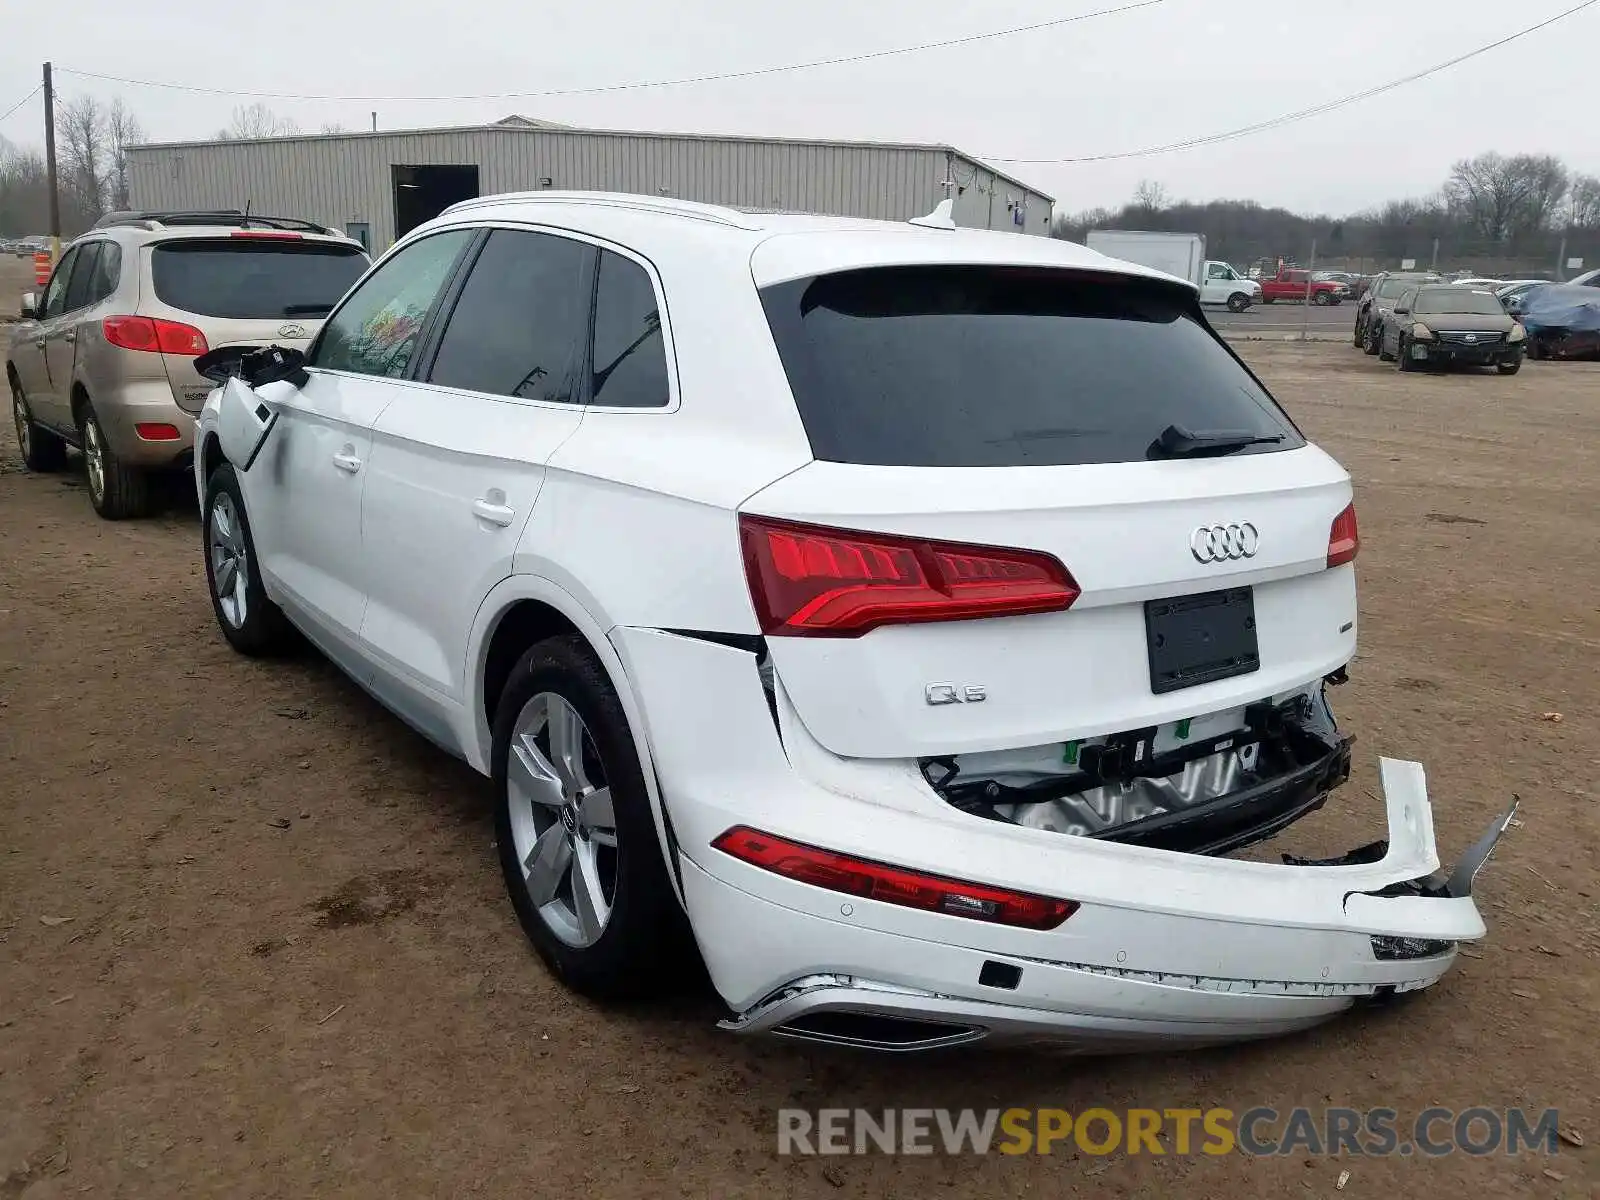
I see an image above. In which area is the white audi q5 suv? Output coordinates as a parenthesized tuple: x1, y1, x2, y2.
(194, 192, 1507, 1053)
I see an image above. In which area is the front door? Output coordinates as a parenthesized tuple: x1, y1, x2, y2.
(17, 245, 79, 431)
(1201, 261, 1232, 305)
(259, 226, 478, 662)
(357, 228, 594, 732)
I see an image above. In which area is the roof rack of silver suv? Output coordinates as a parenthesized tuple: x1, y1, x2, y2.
(91, 210, 343, 236)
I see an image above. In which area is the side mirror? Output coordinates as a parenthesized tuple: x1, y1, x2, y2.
(1394, 306, 1410, 315)
(195, 343, 309, 388)
(19, 292, 37, 320)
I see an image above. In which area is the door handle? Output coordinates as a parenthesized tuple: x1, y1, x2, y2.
(332, 451, 362, 474)
(35, 337, 45, 348)
(472, 497, 516, 527)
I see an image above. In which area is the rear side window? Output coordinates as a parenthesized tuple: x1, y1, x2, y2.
(428, 229, 592, 403)
(760, 266, 1303, 468)
(151, 239, 370, 320)
(590, 249, 670, 408)
(89, 242, 121, 303)
(64, 243, 102, 312)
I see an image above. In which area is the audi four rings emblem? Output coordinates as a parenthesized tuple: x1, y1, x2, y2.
(1190, 522, 1259, 563)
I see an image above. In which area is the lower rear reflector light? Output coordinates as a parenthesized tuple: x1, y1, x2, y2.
(711, 826, 1078, 930)
(134, 422, 182, 441)
(739, 514, 1079, 637)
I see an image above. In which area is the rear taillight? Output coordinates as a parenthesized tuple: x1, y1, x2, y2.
(739, 514, 1079, 638)
(1327, 503, 1359, 568)
(102, 316, 209, 356)
(712, 826, 1078, 930)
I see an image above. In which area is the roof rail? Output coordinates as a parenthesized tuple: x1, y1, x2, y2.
(437, 190, 754, 228)
(91, 210, 343, 236)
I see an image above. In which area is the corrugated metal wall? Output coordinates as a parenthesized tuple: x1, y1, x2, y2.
(126, 128, 1053, 250)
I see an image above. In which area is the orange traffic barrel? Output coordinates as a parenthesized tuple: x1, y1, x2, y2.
(33, 252, 52, 287)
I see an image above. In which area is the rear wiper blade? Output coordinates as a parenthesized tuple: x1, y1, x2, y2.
(1149, 423, 1284, 459)
(282, 303, 333, 316)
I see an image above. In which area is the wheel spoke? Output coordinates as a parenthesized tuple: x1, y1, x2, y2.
(523, 824, 572, 907)
(212, 503, 233, 543)
(215, 558, 238, 596)
(546, 697, 590, 792)
(508, 735, 565, 810)
(579, 786, 616, 847)
(570, 841, 611, 941)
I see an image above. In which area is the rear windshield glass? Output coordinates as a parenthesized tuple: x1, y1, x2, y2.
(1414, 289, 1504, 315)
(151, 240, 369, 320)
(759, 266, 1303, 468)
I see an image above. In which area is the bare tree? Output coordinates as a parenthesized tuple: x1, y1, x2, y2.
(57, 94, 109, 221)
(106, 98, 144, 210)
(1566, 174, 1600, 229)
(219, 103, 301, 140)
(0, 138, 54, 236)
(1446, 152, 1570, 244)
(1131, 180, 1170, 214)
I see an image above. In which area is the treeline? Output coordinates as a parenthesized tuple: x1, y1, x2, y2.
(0, 97, 323, 238)
(1052, 154, 1600, 275)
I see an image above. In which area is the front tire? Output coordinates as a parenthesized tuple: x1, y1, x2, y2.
(1397, 336, 1416, 371)
(10, 376, 67, 472)
(80, 402, 152, 519)
(1312, 291, 1330, 306)
(493, 635, 689, 1001)
(1497, 356, 1522, 375)
(203, 463, 294, 655)
(1226, 292, 1250, 313)
(1363, 320, 1382, 356)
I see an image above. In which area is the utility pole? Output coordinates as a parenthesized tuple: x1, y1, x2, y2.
(1430, 237, 1439, 272)
(43, 62, 61, 261)
(1300, 237, 1317, 341)
(1556, 231, 1568, 281)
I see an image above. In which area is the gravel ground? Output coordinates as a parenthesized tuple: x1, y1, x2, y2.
(2, 342, 1597, 1198)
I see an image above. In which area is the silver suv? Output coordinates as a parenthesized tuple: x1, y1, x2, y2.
(7, 211, 368, 518)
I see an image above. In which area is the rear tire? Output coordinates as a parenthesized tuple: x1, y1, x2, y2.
(203, 463, 295, 655)
(493, 635, 691, 1001)
(10, 376, 67, 472)
(80, 402, 152, 519)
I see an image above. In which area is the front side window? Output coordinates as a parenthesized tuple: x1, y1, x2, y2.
(590, 250, 670, 408)
(312, 230, 473, 378)
(41, 247, 80, 319)
(428, 229, 592, 403)
(1207, 263, 1227, 279)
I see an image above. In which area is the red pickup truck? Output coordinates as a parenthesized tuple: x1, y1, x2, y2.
(1260, 268, 1349, 306)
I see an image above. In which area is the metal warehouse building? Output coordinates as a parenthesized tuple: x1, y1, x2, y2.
(125, 115, 1054, 253)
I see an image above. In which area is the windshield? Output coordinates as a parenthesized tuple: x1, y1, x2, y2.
(759, 265, 1304, 468)
(1414, 289, 1505, 316)
(151, 239, 370, 320)
(1376, 279, 1417, 301)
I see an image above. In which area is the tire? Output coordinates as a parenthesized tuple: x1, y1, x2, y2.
(1312, 291, 1330, 306)
(1397, 336, 1416, 371)
(1497, 356, 1522, 375)
(79, 401, 152, 519)
(1226, 292, 1250, 313)
(1363, 320, 1382, 356)
(203, 463, 295, 655)
(493, 634, 690, 1001)
(10, 375, 67, 472)
(1262, 297, 1275, 304)
(1352, 315, 1366, 348)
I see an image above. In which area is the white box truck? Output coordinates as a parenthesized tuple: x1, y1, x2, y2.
(1085, 230, 1261, 312)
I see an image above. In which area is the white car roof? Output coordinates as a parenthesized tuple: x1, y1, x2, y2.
(423, 191, 1191, 291)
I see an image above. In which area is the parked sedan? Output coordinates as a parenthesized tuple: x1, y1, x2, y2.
(1380, 285, 1525, 373)
(1354, 271, 1442, 354)
(191, 192, 1505, 1053)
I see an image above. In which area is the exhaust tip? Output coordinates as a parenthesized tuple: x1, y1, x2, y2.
(773, 1010, 985, 1051)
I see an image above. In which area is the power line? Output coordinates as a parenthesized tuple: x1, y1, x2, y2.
(0, 85, 41, 126)
(57, 0, 1168, 103)
(984, 0, 1599, 164)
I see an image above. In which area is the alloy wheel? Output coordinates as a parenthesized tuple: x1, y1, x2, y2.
(505, 691, 620, 948)
(208, 492, 250, 628)
(83, 416, 106, 503)
(11, 387, 29, 460)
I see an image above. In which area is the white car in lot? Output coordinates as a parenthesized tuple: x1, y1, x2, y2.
(194, 192, 1508, 1052)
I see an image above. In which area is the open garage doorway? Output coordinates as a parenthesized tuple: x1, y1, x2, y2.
(392, 165, 480, 239)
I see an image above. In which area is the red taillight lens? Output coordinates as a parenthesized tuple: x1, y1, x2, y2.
(711, 826, 1078, 930)
(102, 316, 209, 356)
(739, 514, 1079, 637)
(1327, 503, 1359, 568)
(134, 422, 181, 441)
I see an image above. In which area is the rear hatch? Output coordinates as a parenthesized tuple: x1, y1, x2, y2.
(142, 233, 370, 412)
(742, 263, 1358, 761)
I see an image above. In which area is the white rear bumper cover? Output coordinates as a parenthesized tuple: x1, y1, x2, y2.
(610, 627, 1508, 1050)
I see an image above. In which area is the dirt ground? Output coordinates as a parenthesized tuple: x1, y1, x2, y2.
(2, 343, 1597, 1198)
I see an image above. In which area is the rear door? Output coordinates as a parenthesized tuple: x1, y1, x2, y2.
(744, 264, 1357, 761)
(355, 227, 592, 721)
(143, 234, 370, 414)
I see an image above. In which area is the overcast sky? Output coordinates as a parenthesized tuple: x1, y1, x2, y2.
(1, 0, 1594, 216)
